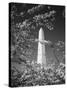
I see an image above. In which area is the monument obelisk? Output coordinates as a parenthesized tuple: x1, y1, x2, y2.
(37, 28, 46, 67)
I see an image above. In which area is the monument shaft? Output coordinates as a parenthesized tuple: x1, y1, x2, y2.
(37, 28, 46, 67)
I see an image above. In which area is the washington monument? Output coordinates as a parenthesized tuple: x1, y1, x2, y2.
(35, 28, 51, 67)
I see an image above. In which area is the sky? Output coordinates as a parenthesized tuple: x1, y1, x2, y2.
(43, 5, 65, 43)
(43, 5, 65, 65)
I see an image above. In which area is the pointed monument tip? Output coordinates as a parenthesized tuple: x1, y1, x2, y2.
(40, 27, 43, 30)
(39, 27, 44, 33)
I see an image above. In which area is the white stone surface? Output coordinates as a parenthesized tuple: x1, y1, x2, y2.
(37, 28, 46, 67)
